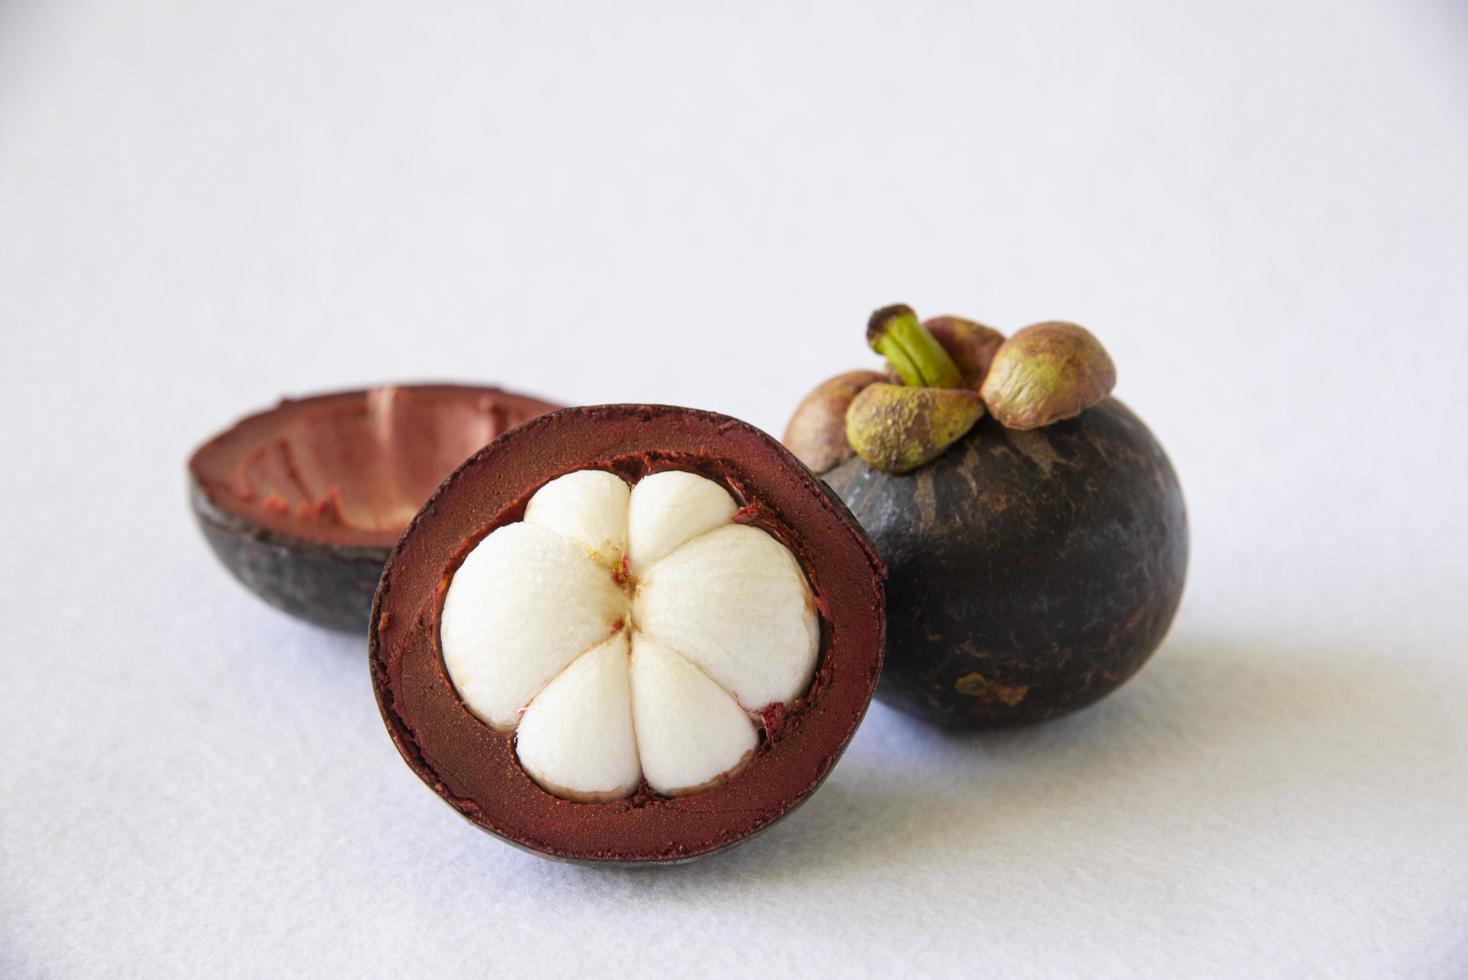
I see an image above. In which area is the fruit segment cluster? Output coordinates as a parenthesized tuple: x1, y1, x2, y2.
(442, 469, 819, 801)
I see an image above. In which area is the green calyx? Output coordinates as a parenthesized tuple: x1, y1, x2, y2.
(827, 304, 1114, 474)
(857, 303, 992, 475)
(867, 305, 966, 390)
(847, 303, 986, 474)
(846, 383, 985, 474)
(979, 321, 1116, 430)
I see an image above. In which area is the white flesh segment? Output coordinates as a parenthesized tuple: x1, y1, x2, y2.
(630, 636, 757, 795)
(515, 632, 640, 802)
(633, 523, 819, 711)
(523, 469, 630, 563)
(626, 470, 738, 574)
(441, 522, 625, 730)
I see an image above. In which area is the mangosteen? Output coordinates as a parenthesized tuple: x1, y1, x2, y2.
(370, 404, 885, 863)
(784, 305, 1187, 729)
(188, 384, 558, 633)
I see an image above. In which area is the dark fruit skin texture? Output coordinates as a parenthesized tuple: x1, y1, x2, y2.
(190, 484, 388, 632)
(821, 397, 1187, 728)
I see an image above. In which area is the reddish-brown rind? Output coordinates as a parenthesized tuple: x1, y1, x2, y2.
(370, 405, 886, 864)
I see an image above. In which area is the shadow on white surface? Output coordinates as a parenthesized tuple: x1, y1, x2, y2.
(522, 629, 1450, 884)
(259, 595, 1458, 964)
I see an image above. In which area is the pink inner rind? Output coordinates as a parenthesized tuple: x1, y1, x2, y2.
(189, 385, 559, 549)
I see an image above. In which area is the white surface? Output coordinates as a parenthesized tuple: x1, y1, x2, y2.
(1, 1, 1466, 976)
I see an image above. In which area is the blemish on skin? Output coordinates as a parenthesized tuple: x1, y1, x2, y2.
(953, 671, 1028, 706)
(953, 672, 986, 695)
(913, 466, 937, 527)
(954, 440, 983, 500)
(1005, 429, 1063, 476)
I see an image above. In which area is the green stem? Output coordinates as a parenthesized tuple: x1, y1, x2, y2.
(866, 304, 964, 389)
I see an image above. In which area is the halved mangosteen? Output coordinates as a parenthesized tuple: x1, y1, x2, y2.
(370, 405, 885, 864)
(188, 384, 558, 633)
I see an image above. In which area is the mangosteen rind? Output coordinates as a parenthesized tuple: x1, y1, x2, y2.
(821, 397, 1187, 728)
(187, 384, 559, 634)
(190, 482, 389, 632)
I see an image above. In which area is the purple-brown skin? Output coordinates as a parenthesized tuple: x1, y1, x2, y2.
(786, 305, 1182, 728)
(980, 322, 1116, 430)
(819, 397, 1187, 728)
(782, 370, 886, 473)
(190, 483, 389, 632)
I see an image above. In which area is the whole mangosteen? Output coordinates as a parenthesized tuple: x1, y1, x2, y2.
(784, 305, 1187, 728)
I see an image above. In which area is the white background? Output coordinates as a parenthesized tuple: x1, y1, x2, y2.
(2, 1, 1466, 976)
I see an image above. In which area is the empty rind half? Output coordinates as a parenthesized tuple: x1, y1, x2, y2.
(188, 383, 558, 632)
(370, 405, 886, 864)
(190, 384, 559, 550)
(441, 468, 818, 799)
